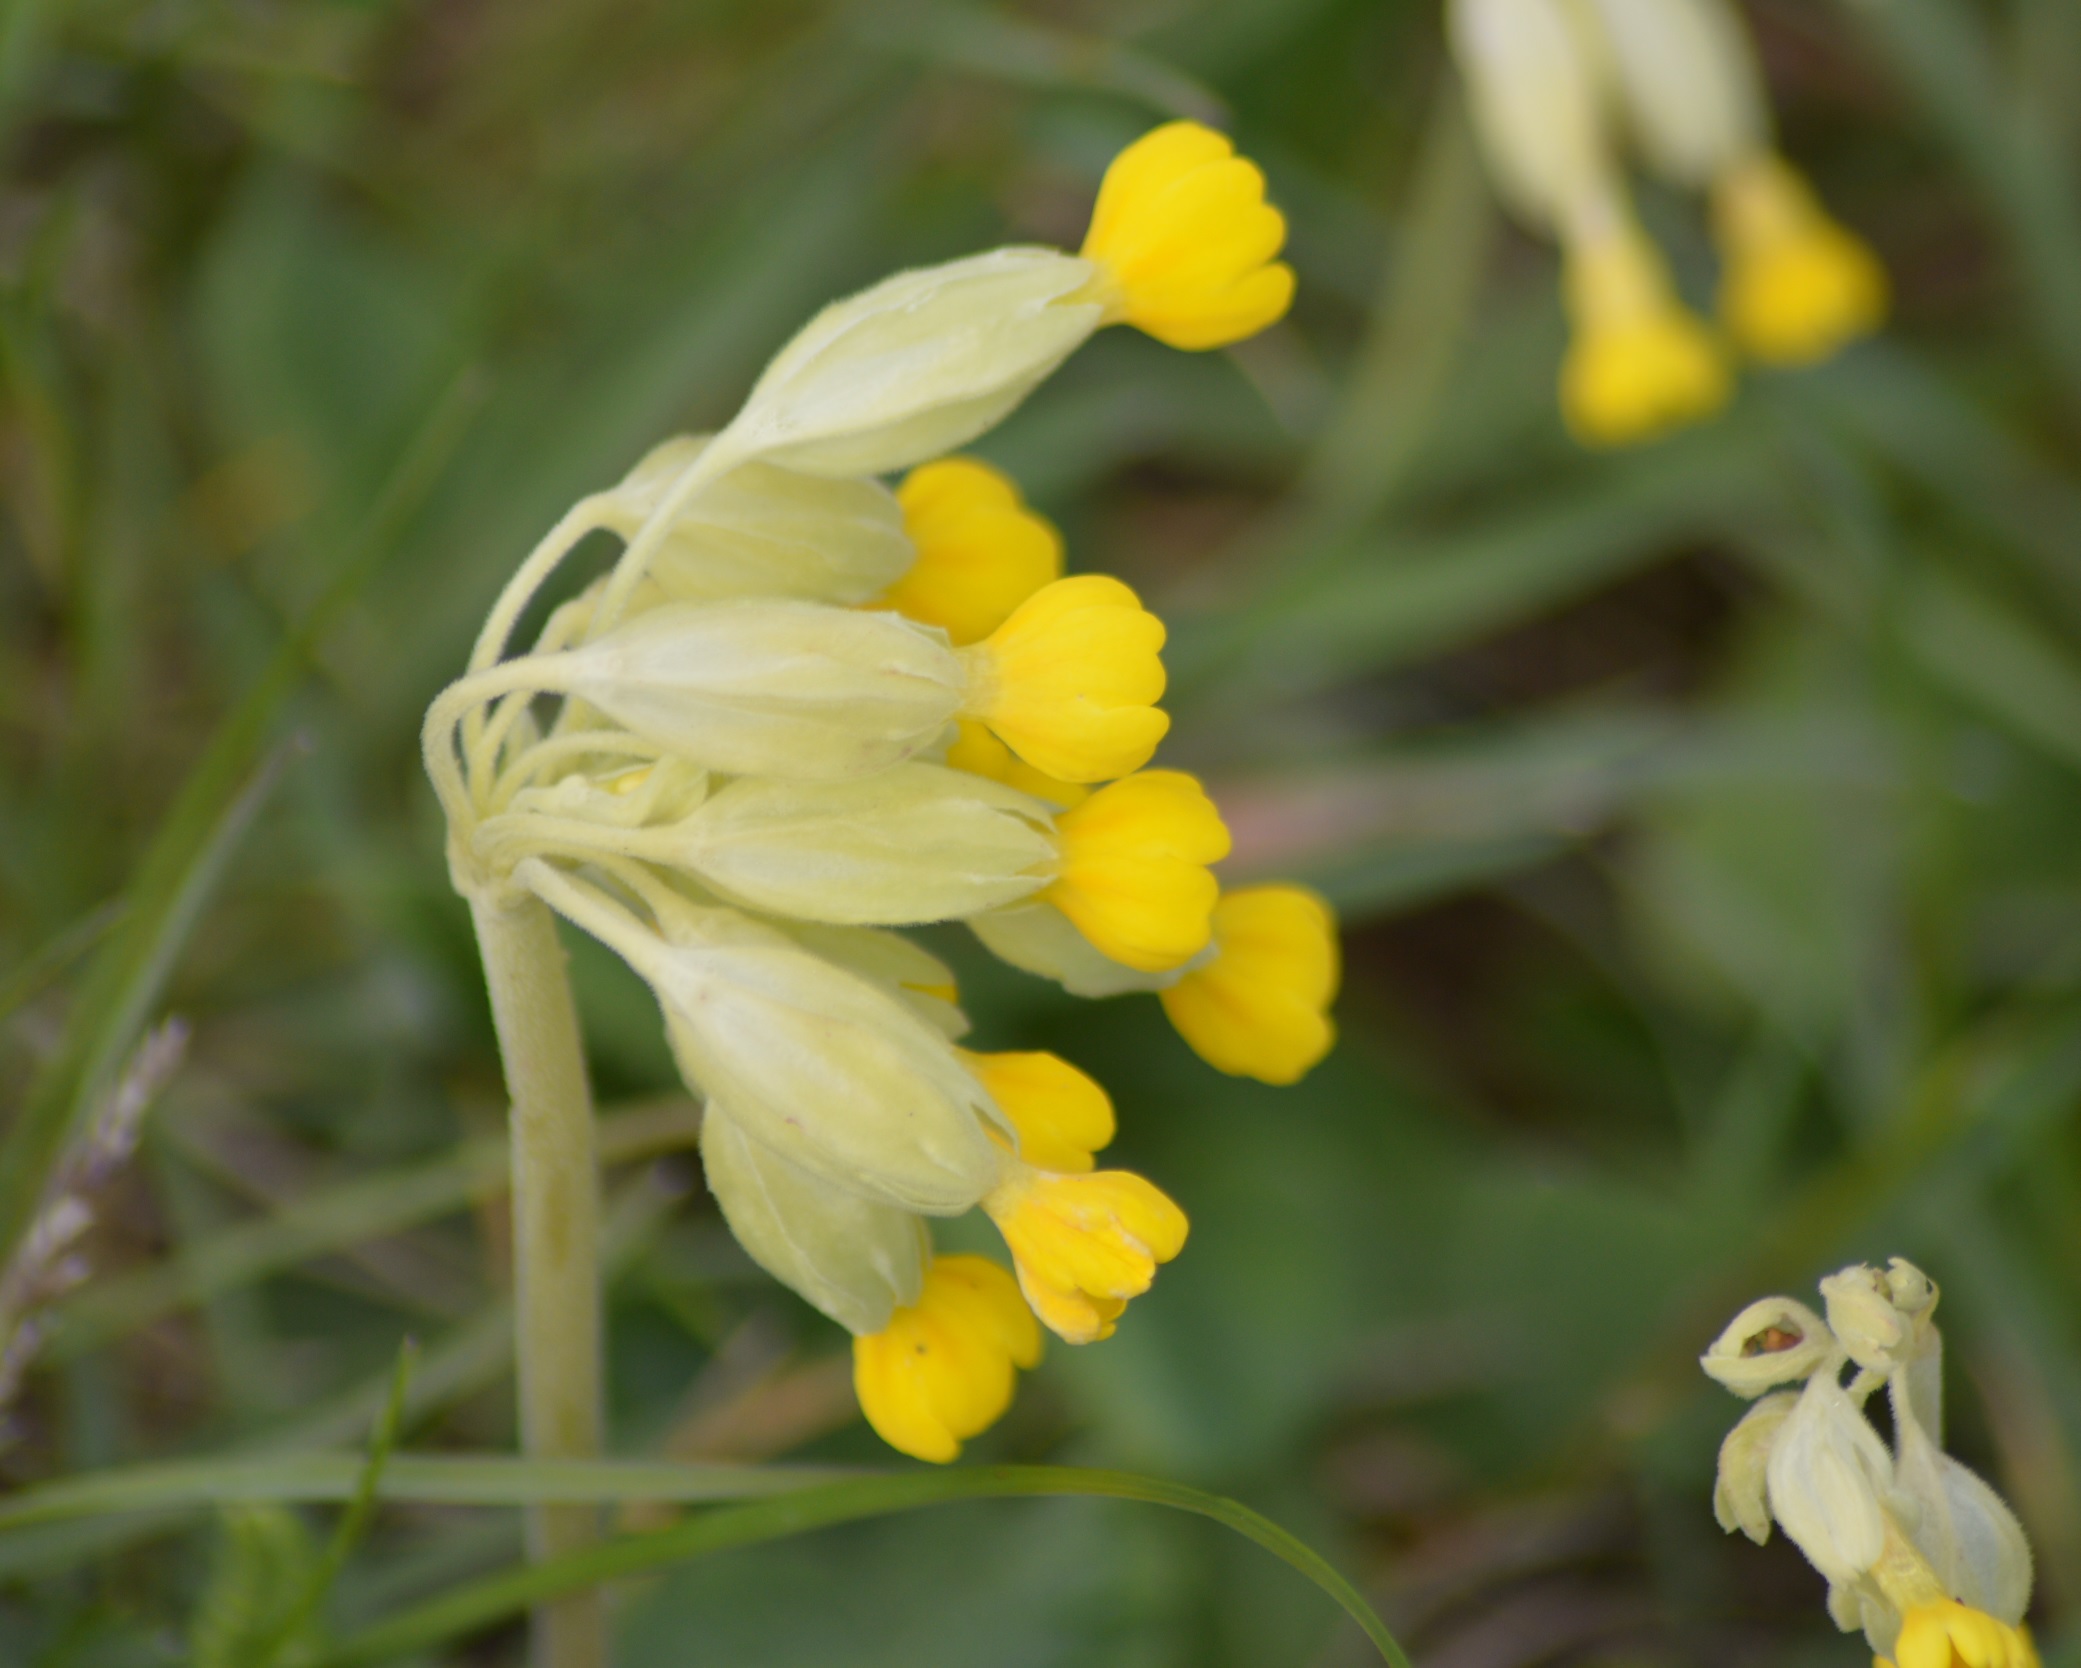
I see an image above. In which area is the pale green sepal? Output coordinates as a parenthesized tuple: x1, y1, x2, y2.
(1699, 1295, 1833, 1397)
(1891, 1378, 2034, 1625)
(635, 905, 1006, 1214)
(604, 439, 913, 606)
(700, 1104, 929, 1336)
(1714, 1390, 1795, 1543)
(1763, 1363, 1892, 1588)
(721, 248, 1104, 478)
(1449, 0, 1611, 234)
(552, 601, 963, 780)
(777, 922, 970, 1040)
(970, 899, 1167, 998)
(1573, 0, 1766, 189)
(682, 763, 1054, 925)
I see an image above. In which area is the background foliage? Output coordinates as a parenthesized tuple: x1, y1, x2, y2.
(3, 0, 2081, 1663)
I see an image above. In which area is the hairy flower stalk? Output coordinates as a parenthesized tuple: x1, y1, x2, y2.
(423, 117, 1336, 1668)
(1702, 1260, 2037, 1666)
(1448, 0, 1885, 446)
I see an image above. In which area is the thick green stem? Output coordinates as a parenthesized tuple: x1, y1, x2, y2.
(468, 889, 608, 1668)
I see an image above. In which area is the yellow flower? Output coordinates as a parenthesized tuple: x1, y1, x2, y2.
(984, 1164, 1188, 1344)
(1561, 228, 1732, 446)
(961, 1048, 1116, 1173)
(1159, 885, 1339, 1084)
(960, 575, 1169, 784)
(1882, 1603, 2039, 1668)
(852, 1254, 1042, 1463)
(1080, 121, 1296, 350)
(944, 718, 1089, 810)
(1714, 153, 1887, 367)
(883, 457, 1064, 646)
(1045, 770, 1230, 973)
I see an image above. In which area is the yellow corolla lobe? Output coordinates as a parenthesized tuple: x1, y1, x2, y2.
(1045, 770, 1230, 973)
(884, 457, 1063, 646)
(984, 1166, 1188, 1345)
(1160, 884, 1339, 1084)
(961, 575, 1169, 784)
(852, 1254, 1043, 1463)
(1080, 120, 1296, 350)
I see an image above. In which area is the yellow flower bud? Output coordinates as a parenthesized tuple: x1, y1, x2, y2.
(960, 575, 1170, 784)
(1079, 121, 1295, 350)
(984, 1163, 1188, 1344)
(723, 248, 1103, 478)
(700, 1104, 928, 1336)
(1888, 1603, 2039, 1668)
(884, 457, 1063, 645)
(960, 1049, 1115, 1173)
(547, 601, 964, 780)
(853, 1254, 1042, 1463)
(944, 718, 1088, 810)
(1560, 229, 1731, 446)
(1159, 884, 1339, 1084)
(1045, 771, 1230, 973)
(603, 439, 911, 606)
(1714, 154, 1887, 366)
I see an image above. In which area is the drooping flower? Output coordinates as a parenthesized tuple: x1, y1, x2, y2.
(853, 1255, 1042, 1463)
(883, 456, 1063, 646)
(1701, 1261, 2036, 1663)
(1158, 885, 1339, 1084)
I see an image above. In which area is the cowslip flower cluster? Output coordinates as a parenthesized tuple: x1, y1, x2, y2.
(1702, 1259, 2037, 1668)
(423, 123, 1339, 1462)
(1448, 0, 1888, 447)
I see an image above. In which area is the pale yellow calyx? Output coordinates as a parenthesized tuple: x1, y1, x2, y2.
(1079, 120, 1295, 350)
(853, 1254, 1042, 1463)
(1159, 884, 1339, 1083)
(1715, 153, 1887, 367)
(1045, 770, 1231, 973)
(1561, 228, 1731, 447)
(983, 1163, 1188, 1344)
(944, 718, 1089, 810)
(961, 575, 1169, 784)
(884, 457, 1063, 645)
(960, 1049, 1115, 1173)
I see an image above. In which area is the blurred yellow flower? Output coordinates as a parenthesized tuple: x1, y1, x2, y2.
(1714, 154, 1888, 366)
(1561, 230, 1732, 446)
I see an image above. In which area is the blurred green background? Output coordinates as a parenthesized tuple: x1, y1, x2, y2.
(4, 0, 2081, 1663)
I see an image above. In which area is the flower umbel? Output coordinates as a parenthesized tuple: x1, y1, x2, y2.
(421, 120, 1329, 1465)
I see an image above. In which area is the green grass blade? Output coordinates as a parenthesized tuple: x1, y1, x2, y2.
(308, 1467, 1410, 1668)
(0, 1454, 861, 1535)
(49, 1101, 701, 1357)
